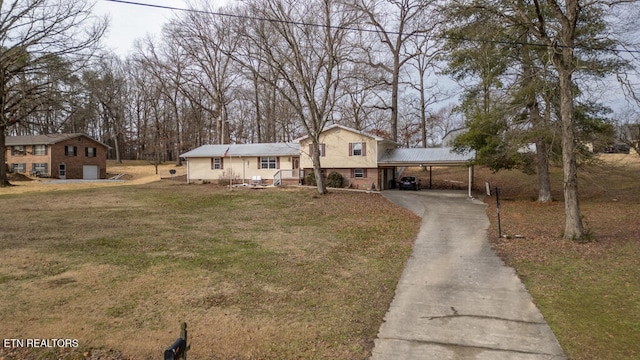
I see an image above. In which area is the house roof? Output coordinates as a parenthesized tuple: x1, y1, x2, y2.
(180, 143, 300, 158)
(6, 133, 110, 148)
(293, 124, 394, 143)
(379, 147, 475, 166)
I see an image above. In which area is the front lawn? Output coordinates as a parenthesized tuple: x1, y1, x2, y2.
(0, 184, 420, 359)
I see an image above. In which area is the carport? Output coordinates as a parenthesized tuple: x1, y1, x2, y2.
(379, 147, 476, 197)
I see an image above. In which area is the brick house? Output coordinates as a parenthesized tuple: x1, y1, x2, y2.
(181, 124, 476, 193)
(5, 134, 110, 179)
(297, 125, 399, 190)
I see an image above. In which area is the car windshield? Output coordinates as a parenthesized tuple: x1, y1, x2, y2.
(401, 177, 415, 182)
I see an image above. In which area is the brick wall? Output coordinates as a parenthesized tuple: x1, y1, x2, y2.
(306, 168, 379, 190)
(6, 150, 49, 175)
(6, 146, 51, 176)
(50, 137, 108, 179)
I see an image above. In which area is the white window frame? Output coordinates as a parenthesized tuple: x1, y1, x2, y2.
(86, 147, 96, 157)
(260, 157, 277, 169)
(11, 163, 26, 173)
(350, 142, 365, 156)
(33, 145, 47, 155)
(12, 146, 25, 156)
(354, 168, 365, 178)
(212, 157, 222, 170)
(33, 163, 48, 174)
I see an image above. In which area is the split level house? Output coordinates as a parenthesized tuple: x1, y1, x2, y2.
(180, 124, 476, 193)
(5, 133, 110, 179)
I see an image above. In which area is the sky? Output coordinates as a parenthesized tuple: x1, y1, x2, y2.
(92, 0, 223, 58)
(90, 0, 633, 113)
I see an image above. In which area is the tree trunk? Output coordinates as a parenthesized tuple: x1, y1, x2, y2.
(558, 64, 584, 240)
(310, 140, 327, 195)
(391, 54, 400, 142)
(113, 133, 122, 164)
(0, 125, 11, 187)
(535, 139, 552, 202)
(419, 67, 427, 148)
(522, 39, 552, 202)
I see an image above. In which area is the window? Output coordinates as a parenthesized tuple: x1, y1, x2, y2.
(32, 145, 47, 155)
(11, 163, 26, 173)
(260, 157, 278, 169)
(349, 142, 366, 156)
(353, 169, 366, 178)
(11, 146, 25, 156)
(64, 146, 77, 156)
(308, 143, 326, 157)
(33, 163, 48, 174)
(85, 147, 97, 157)
(211, 157, 223, 170)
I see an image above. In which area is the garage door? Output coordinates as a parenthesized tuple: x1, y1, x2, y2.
(83, 165, 99, 180)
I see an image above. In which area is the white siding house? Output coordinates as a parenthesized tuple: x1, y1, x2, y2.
(180, 143, 301, 185)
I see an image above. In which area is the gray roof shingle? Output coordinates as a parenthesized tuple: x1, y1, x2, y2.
(379, 147, 475, 166)
(180, 143, 300, 158)
(6, 134, 110, 148)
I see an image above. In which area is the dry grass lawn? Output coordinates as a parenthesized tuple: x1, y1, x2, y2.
(3, 155, 639, 359)
(0, 161, 420, 359)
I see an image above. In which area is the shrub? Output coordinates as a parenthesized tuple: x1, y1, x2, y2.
(326, 171, 344, 188)
(305, 172, 317, 186)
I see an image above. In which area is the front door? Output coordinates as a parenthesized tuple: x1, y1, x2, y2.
(59, 163, 66, 179)
(292, 157, 300, 180)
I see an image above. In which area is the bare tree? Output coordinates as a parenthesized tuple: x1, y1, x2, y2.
(133, 34, 191, 165)
(351, 0, 436, 142)
(231, 0, 356, 194)
(83, 56, 128, 163)
(616, 106, 640, 156)
(170, 1, 243, 145)
(0, 0, 107, 186)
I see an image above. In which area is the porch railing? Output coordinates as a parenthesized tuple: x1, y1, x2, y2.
(273, 169, 304, 186)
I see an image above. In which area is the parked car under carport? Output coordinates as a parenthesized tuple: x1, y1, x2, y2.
(398, 176, 419, 190)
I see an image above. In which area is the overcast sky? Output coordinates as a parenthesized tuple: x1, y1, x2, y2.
(93, 0, 209, 57)
(90, 0, 632, 113)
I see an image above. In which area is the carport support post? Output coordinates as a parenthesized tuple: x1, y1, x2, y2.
(468, 166, 473, 197)
(496, 187, 502, 238)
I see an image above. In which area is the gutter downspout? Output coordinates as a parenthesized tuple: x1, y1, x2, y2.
(186, 158, 190, 184)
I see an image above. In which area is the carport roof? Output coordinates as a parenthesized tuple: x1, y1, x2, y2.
(379, 147, 475, 166)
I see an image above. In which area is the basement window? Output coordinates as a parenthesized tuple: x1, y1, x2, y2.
(11, 163, 26, 173)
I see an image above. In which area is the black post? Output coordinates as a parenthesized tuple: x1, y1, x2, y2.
(164, 339, 186, 360)
(164, 322, 189, 360)
(496, 187, 502, 238)
(180, 322, 188, 360)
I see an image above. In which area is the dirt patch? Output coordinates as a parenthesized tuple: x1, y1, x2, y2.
(7, 172, 33, 181)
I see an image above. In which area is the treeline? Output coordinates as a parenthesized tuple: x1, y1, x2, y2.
(2, 0, 639, 238)
(5, 0, 466, 164)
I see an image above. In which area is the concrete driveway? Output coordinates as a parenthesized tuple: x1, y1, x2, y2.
(371, 190, 565, 359)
